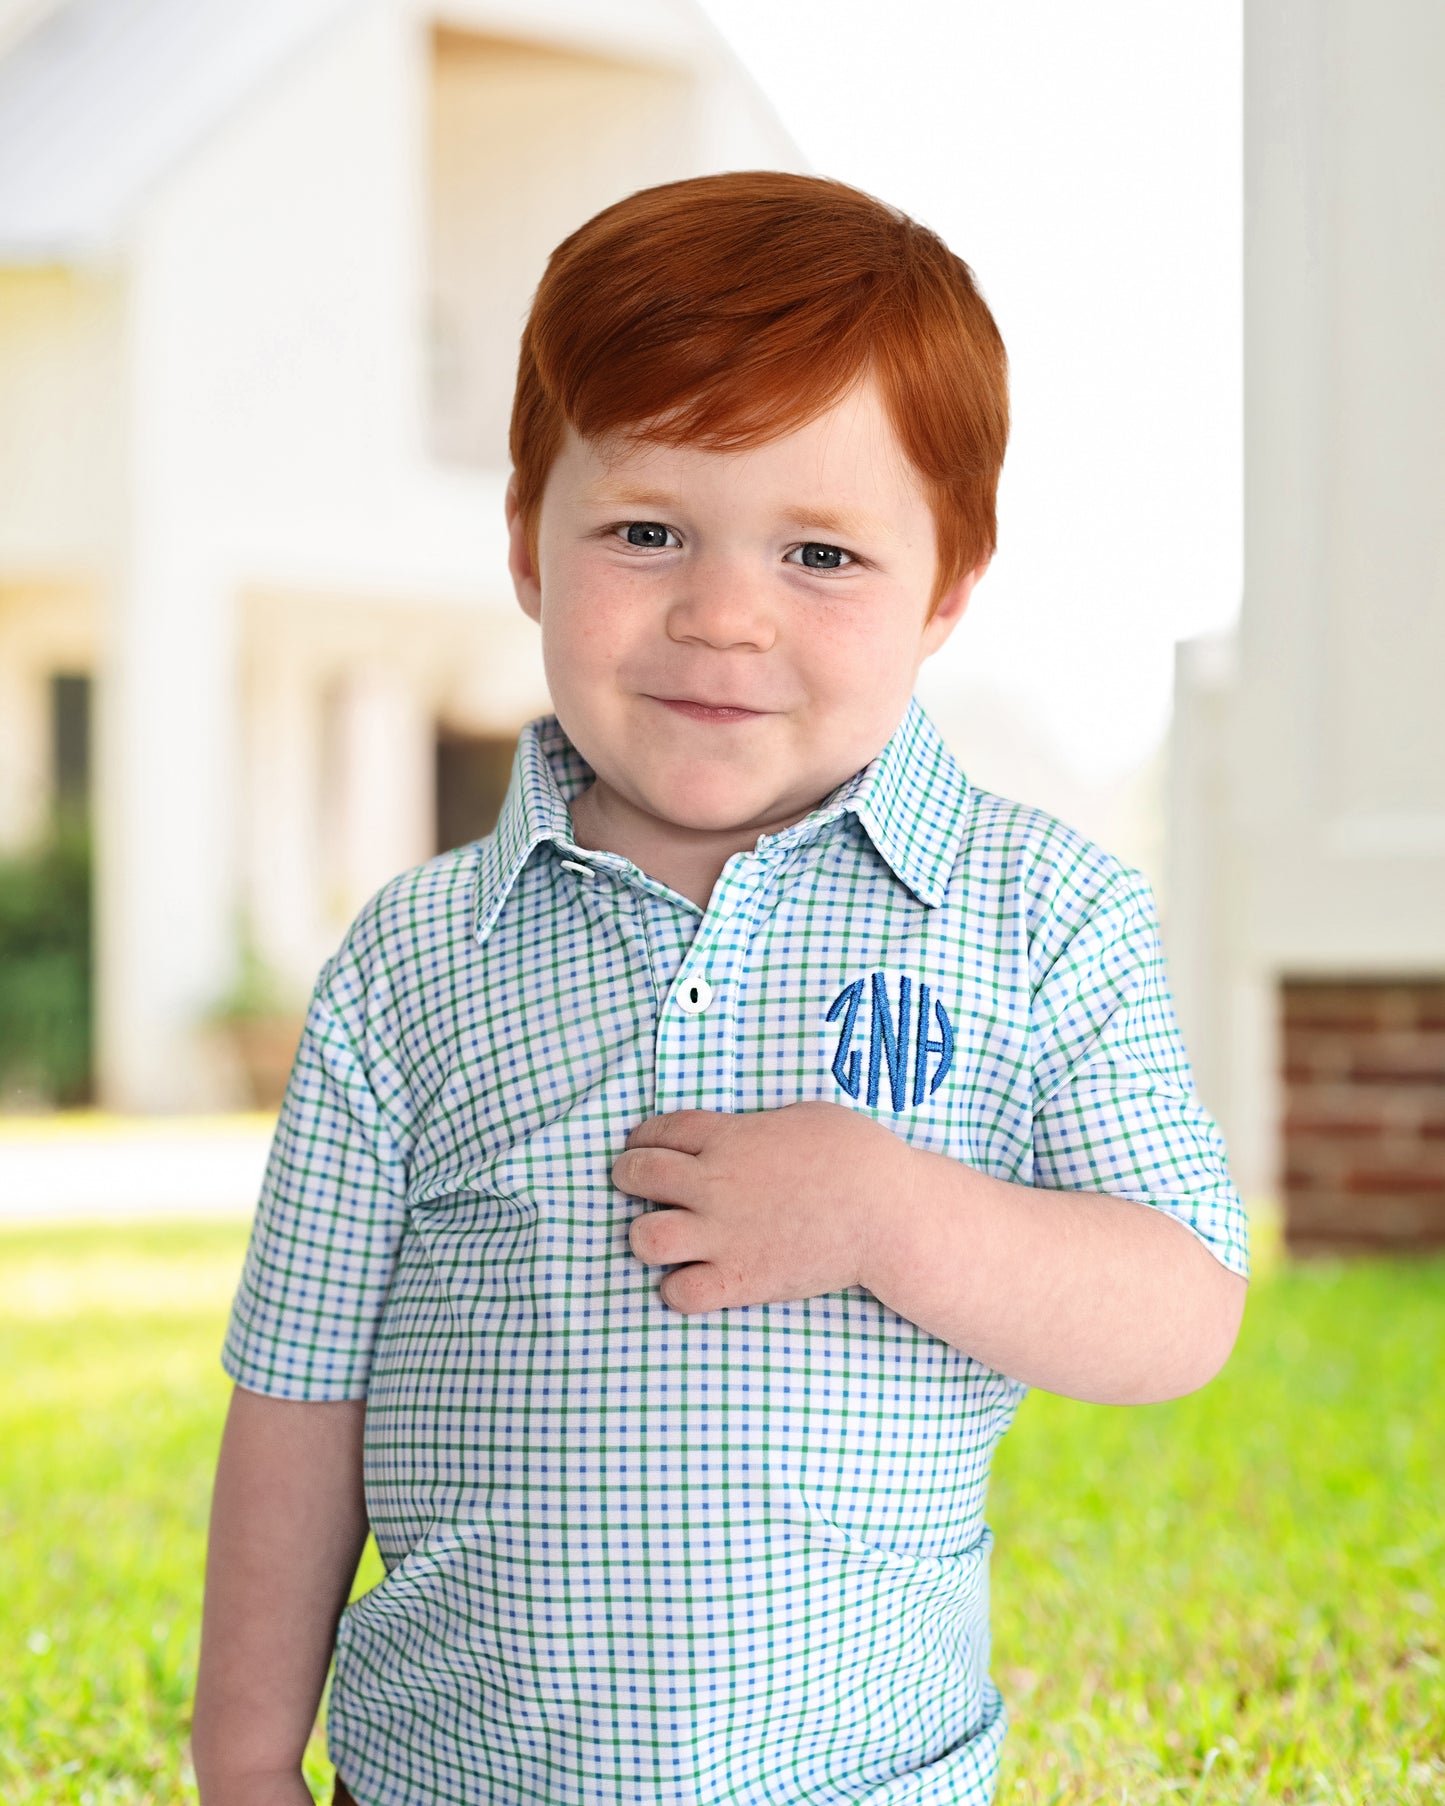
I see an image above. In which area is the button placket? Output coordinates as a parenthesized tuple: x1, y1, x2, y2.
(654, 924, 738, 1114)
(649, 862, 767, 1116)
(668, 872, 758, 1023)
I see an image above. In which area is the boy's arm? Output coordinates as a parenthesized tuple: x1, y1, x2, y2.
(191, 1385, 369, 1805)
(619, 1102, 1247, 1406)
(862, 1153, 1248, 1405)
(621, 870, 1249, 1404)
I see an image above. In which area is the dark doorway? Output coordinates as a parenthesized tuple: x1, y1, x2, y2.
(51, 672, 92, 820)
(434, 730, 517, 853)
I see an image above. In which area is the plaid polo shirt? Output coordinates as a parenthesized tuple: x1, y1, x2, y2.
(222, 693, 1249, 1806)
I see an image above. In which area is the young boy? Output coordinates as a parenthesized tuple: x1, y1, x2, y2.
(192, 171, 1250, 1806)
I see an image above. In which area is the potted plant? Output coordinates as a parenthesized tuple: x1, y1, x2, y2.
(204, 923, 307, 1110)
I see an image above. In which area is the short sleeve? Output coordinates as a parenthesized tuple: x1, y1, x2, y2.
(1029, 867, 1251, 1281)
(221, 961, 410, 1399)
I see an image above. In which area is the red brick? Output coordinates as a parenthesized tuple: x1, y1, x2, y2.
(1281, 979, 1445, 1252)
(1344, 1167, 1445, 1196)
(1347, 1035, 1445, 1085)
(1346, 1133, 1445, 1167)
(1284, 979, 1445, 1031)
(1283, 1141, 1355, 1181)
(1282, 1029, 1353, 1082)
(1282, 986, 1384, 1031)
(1284, 1103, 1391, 1140)
(1285, 1190, 1445, 1241)
(1287, 1227, 1445, 1256)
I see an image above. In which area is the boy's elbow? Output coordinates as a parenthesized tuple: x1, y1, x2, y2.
(1113, 1258, 1248, 1407)
(1202, 1264, 1249, 1381)
(1166, 1262, 1249, 1403)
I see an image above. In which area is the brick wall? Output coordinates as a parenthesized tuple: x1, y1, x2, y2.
(1282, 979, 1445, 1254)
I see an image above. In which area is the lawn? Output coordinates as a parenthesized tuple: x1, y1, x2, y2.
(0, 1212, 1440, 1804)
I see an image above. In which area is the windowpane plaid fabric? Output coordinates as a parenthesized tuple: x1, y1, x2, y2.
(222, 693, 1249, 1805)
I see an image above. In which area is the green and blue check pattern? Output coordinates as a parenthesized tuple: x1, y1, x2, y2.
(222, 693, 1249, 1805)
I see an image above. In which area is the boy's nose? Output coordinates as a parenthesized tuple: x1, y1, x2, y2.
(665, 563, 778, 652)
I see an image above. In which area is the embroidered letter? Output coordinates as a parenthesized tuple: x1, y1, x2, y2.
(828, 971, 955, 1110)
(825, 977, 866, 1098)
(868, 969, 911, 1111)
(912, 984, 955, 1103)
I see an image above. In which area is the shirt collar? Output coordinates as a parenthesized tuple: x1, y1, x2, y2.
(801, 692, 973, 907)
(472, 694, 971, 946)
(471, 714, 589, 947)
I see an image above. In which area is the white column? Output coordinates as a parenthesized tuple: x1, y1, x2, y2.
(0, 648, 47, 850)
(1231, 0, 1445, 1196)
(95, 548, 239, 1111)
(1165, 634, 1237, 1137)
(331, 665, 434, 926)
(243, 646, 326, 996)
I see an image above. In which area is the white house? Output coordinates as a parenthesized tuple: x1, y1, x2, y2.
(1169, 0, 1445, 1249)
(0, 0, 799, 1109)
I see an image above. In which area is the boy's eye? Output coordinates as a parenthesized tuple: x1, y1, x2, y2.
(620, 522, 679, 548)
(787, 542, 854, 570)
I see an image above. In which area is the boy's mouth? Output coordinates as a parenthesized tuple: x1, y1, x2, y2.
(651, 696, 764, 722)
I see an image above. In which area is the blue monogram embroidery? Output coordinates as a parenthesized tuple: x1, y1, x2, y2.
(824, 972, 955, 1108)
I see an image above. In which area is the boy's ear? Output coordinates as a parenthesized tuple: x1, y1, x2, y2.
(920, 556, 991, 657)
(505, 474, 542, 624)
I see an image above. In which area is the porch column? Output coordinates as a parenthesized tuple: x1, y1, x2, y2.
(94, 548, 239, 1110)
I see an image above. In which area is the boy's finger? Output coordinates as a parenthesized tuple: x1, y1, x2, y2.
(628, 1206, 702, 1267)
(659, 1262, 736, 1315)
(624, 1110, 725, 1153)
(612, 1145, 699, 1201)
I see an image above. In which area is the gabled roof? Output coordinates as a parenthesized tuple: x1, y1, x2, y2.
(0, 0, 361, 262)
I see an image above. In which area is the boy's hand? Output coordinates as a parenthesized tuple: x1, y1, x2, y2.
(613, 1102, 915, 1313)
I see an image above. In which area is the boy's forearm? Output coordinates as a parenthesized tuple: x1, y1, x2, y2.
(192, 1387, 369, 1800)
(862, 1151, 1248, 1405)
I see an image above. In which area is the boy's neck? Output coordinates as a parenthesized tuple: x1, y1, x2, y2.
(567, 779, 819, 913)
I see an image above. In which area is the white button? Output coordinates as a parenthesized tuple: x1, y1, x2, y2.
(674, 975, 713, 1015)
(558, 858, 595, 879)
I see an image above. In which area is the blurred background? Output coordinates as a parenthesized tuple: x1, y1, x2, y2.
(0, 4, 1442, 1799)
(1, 0, 1441, 1256)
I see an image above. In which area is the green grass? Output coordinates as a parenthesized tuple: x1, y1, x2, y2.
(987, 1220, 1445, 1804)
(0, 1220, 382, 1804)
(1, 1213, 1441, 1804)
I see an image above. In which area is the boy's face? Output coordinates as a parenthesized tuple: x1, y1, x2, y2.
(506, 374, 986, 855)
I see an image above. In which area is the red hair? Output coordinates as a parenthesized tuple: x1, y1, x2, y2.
(509, 170, 1009, 619)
